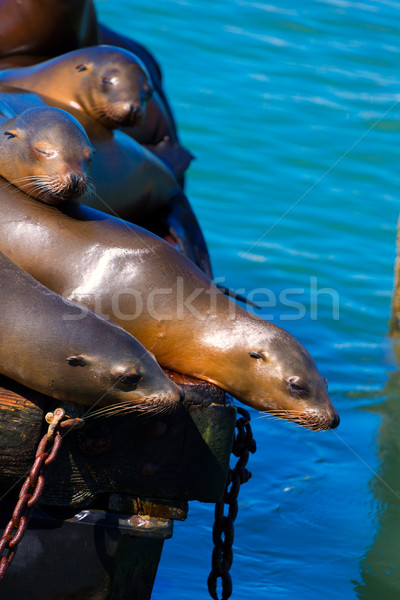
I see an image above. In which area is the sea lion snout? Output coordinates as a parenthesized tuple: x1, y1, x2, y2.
(125, 102, 143, 125)
(161, 385, 184, 406)
(105, 101, 143, 126)
(64, 172, 88, 197)
(300, 406, 340, 431)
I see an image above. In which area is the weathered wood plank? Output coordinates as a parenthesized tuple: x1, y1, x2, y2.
(0, 371, 236, 507)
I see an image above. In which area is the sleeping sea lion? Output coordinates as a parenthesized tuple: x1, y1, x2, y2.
(0, 82, 210, 275)
(0, 189, 340, 431)
(0, 0, 176, 144)
(0, 106, 93, 204)
(0, 250, 182, 412)
(0, 44, 192, 178)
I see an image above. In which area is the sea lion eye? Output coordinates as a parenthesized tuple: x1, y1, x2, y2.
(34, 147, 53, 157)
(249, 351, 268, 361)
(75, 64, 87, 72)
(66, 355, 87, 367)
(101, 76, 115, 86)
(4, 130, 16, 139)
(119, 373, 141, 386)
(287, 377, 308, 394)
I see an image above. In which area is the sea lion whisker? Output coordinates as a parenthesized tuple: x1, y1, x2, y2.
(23, 183, 55, 199)
(8, 175, 42, 183)
(89, 404, 152, 419)
(82, 180, 97, 203)
(17, 179, 51, 190)
(85, 402, 128, 418)
(0, 180, 28, 192)
(86, 397, 171, 419)
(0, 176, 41, 191)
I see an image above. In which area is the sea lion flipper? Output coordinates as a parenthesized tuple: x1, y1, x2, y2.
(147, 137, 194, 180)
(216, 285, 261, 309)
(167, 192, 213, 278)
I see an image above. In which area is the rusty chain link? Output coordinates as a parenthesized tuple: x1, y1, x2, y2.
(0, 408, 84, 582)
(208, 407, 256, 600)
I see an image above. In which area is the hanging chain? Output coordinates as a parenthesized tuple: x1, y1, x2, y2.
(0, 408, 84, 582)
(208, 407, 257, 600)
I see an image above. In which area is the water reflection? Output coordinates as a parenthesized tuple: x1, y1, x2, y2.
(357, 340, 400, 599)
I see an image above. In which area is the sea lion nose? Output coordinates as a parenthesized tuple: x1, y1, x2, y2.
(126, 103, 142, 122)
(330, 410, 340, 429)
(68, 173, 85, 195)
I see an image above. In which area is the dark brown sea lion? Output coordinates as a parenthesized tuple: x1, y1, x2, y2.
(0, 250, 182, 411)
(0, 189, 339, 431)
(0, 106, 93, 204)
(0, 0, 99, 58)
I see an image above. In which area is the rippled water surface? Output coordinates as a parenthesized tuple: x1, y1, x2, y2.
(97, 1, 400, 598)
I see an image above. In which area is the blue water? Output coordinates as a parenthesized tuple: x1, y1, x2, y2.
(96, 2, 400, 598)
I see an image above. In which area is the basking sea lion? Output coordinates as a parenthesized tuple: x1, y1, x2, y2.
(0, 46, 153, 128)
(0, 44, 192, 178)
(0, 106, 93, 205)
(0, 250, 182, 411)
(0, 85, 211, 275)
(0, 0, 180, 150)
(0, 0, 173, 131)
(0, 190, 340, 431)
(0, 84, 179, 216)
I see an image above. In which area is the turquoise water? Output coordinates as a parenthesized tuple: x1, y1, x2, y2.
(97, 2, 400, 598)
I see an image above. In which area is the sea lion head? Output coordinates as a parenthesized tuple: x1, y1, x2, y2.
(210, 315, 339, 431)
(73, 45, 154, 128)
(58, 312, 183, 413)
(0, 106, 94, 205)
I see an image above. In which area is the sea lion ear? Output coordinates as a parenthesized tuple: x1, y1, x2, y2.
(75, 64, 88, 72)
(66, 355, 87, 367)
(3, 129, 17, 139)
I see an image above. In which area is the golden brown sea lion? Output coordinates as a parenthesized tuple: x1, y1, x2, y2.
(0, 44, 192, 178)
(0, 19, 182, 160)
(0, 250, 182, 411)
(0, 46, 154, 128)
(0, 189, 339, 431)
(0, 0, 176, 143)
(0, 83, 211, 275)
(0, 107, 93, 204)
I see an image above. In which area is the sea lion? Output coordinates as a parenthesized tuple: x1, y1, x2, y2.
(0, 85, 211, 275)
(0, 46, 154, 129)
(0, 250, 182, 411)
(0, 0, 180, 150)
(0, 44, 192, 177)
(0, 0, 99, 58)
(0, 0, 173, 131)
(0, 107, 93, 205)
(0, 189, 340, 431)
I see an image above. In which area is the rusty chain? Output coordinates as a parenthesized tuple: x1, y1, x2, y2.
(208, 407, 257, 600)
(0, 408, 84, 582)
